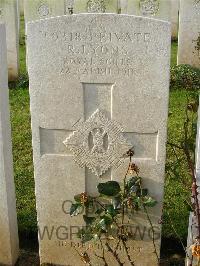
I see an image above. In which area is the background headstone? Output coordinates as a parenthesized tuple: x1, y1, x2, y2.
(0, 23, 19, 266)
(186, 100, 200, 265)
(178, 0, 200, 68)
(27, 14, 171, 265)
(72, 0, 119, 13)
(120, 0, 171, 21)
(24, 0, 66, 23)
(18, 0, 24, 15)
(170, 0, 179, 40)
(0, 0, 19, 81)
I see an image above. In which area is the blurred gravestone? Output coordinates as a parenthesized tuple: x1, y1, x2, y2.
(72, 0, 119, 13)
(178, 0, 200, 68)
(120, 0, 171, 21)
(24, 0, 66, 23)
(170, 0, 179, 40)
(19, 0, 24, 15)
(0, 0, 19, 81)
(0, 23, 19, 265)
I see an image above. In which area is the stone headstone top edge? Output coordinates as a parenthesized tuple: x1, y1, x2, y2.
(26, 12, 172, 27)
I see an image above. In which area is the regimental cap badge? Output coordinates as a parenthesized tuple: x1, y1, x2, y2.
(63, 109, 131, 177)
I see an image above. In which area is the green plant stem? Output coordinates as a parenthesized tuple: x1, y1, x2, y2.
(114, 239, 121, 256)
(105, 242, 124, 266)
(121, 239, 135, 266)
(143, 204, 159, 262)
(94, 199, 121, 230)
(92, 200, 125, 265)
(122, 156, 132, 234)
(73, 247, 92, 266)
(95, 239, 108, 266)
(166, 210, 188, 257)
(137, 175, 159, 262)
(167, 142, 183, 150)
(99, 238, 109, 266)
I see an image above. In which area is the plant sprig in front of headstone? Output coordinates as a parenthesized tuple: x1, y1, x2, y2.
(69, 149, 158, 266)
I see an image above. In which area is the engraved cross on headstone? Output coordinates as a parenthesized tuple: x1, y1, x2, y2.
(63, 83, 131, 177)
(40, 82, 158, 195)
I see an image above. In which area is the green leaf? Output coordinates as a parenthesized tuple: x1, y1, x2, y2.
(83, 215, 96, 225)
(70, 203, 83, 216)
(98, 214, 113, 231)
(106, 205, 118, 217)
(130, 185, 139, 193)
(143, 196, 157, 207)
(126, 177, 140, 190)
(97, 181, 121, 196)
(131, 196, 142, 210)
(74, 194, 82, 203)
(95, 208, 104, 215)
(77, 228, 93, 243)
(135, 188, 148, 197)
(141, 189, 148, 196)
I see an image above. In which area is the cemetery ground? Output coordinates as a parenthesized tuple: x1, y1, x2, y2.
(9, 16, 199, 266)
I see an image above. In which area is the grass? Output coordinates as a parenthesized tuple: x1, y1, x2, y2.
(163, 90, 195, 239)
(10, 16, 37, 233)
(9, 16, 194, 240)
(171, 41, 178, 66)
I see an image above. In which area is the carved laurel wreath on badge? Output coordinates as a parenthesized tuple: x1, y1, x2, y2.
(139, 0, 160, 16)
(87, 0, 106, 13)
(37, 2, 50, 17)
(63, 109, 131, 177)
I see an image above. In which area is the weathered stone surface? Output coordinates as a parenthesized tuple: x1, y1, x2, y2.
(120, 0, 178, 39)
(0, 23, 19, 266)
(73, 0, 119, 13)
(27, 14, 170, 265)
(24, 0, 66, 23)
(120, 0, 171, 21)
(0, 0, 19, 81)
(178, 0, 200, 68)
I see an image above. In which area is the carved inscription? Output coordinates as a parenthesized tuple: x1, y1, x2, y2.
(63, 109, 131, 177)
(41, 28, 150, 76)
(87, 0, 106, 13)
(65, 0, 74, 14)
(58, 241, 144, 254)
(38, 3, 50, 17)
(42, 30, 151, 43)
(139, 0, 159, 16)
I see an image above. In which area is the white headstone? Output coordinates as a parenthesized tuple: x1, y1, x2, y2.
(170, 0, 179, 40)
(19, 0, 24, 14)
(0, 23, 19, 266)
(24, 0, 66, 23)
(0, 0, 19, 81)
(120, 0, 171, 22)
(186, 100, 200, 265)
(178, 0, 200, 68)
(27, 14, 170, 265)
(72, 0, 119, 13)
